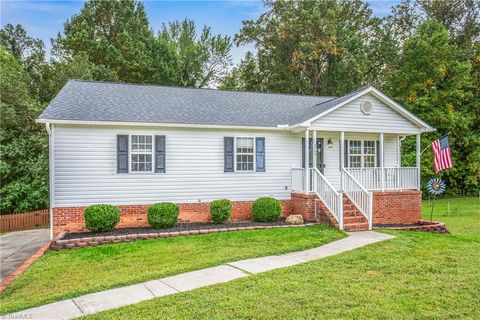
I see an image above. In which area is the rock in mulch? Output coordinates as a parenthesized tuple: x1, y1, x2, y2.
(285, 215, 304, 225)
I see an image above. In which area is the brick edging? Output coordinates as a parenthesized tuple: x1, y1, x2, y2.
(51, 223, 319, 250)
(374, 220, 448, 234)
(0, 241, 51, 293)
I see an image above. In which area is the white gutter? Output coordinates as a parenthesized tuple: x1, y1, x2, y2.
(36, 119, 289, 131)
(46, 122, 54, 240)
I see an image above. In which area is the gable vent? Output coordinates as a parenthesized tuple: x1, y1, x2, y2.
(360, 101, 373, 115)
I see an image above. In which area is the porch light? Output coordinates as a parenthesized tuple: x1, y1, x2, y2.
(327, 138, 333, 149)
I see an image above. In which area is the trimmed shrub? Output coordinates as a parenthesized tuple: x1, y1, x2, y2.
(147, 202, 179, 228)
(84, 204, 121, 232)
(210, 199, 232, 224)
(252, 197, 281, 222)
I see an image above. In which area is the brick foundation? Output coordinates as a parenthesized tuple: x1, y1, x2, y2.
(53, 190, 422, 236)
(291, 190, 422, 229)
(53, 200, 292, 236)
(372, 190, 422, 225)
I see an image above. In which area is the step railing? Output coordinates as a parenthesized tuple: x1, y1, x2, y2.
(310, 168, 343, 230)
(341, 168, 373, 230)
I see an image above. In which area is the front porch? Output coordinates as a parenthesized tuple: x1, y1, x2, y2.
(291, 129, 423, 231)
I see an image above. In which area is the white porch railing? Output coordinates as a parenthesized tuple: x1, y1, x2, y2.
(341, 168, 373, 230)
(346, 167, 419, 191)
(310, 168, 343, 229)
(291, 167, 305, 192)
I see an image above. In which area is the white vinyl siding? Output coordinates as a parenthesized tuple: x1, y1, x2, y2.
(53, 126, 402, 207)
(53, 125, 300, 207)
(310, 94, 422, 134)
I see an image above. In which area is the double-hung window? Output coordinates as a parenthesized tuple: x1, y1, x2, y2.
(348, 140, 376, 168)
(131, 135, 153, 172)
(236, 137, 254, 171)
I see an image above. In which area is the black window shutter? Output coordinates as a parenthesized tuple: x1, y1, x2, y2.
(155, 135, 166, 173)
(117, 135, 129, 173)
(376, 140, 380, 167)
(255, 137, 265, 172)
(344, 140, 349, 168)
(224, 137, 234, 172)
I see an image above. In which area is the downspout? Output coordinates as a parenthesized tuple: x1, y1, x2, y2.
(46, 123, 54, 240)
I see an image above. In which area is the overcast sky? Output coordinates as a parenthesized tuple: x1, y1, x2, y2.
(1, 0, 400, 65)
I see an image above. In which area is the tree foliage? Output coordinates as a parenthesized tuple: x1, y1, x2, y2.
(52, 0, 178, 85)
(235, 0, 396, 96)
(388, 20, 479, 194)
(160, 19, 232, 88)
(0, 48, 48, 213)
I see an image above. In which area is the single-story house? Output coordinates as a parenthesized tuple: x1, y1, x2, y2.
(37, 80, 434, 238)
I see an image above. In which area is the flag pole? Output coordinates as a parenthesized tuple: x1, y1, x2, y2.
(420, 132, 451, 155)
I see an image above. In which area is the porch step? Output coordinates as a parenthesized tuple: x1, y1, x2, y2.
(342, 195, 369, 231)
(344, 222, 369, 231)
(343, 215, 367, 224)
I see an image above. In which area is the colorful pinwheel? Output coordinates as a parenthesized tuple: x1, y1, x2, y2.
(426, 178, 446, 221)
(427, 178, 446, 196)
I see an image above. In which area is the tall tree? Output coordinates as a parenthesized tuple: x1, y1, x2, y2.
(388, 0, 480, 48)
(0, 47, 48, 213)
(388, 20, 479, 194)
(53, 0, 177, 85)
(219, 51, 262, 91)
(160, 19, 232, 88)
(236, 0, 395, 96)
(0, 24, 48, 98)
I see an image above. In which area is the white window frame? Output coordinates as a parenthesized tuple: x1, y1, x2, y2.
(234, 136, 256, 172)
(348, 139, 377, 168)
(129, 134, 154, 173)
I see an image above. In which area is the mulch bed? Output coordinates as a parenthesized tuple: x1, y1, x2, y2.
(51, 220, 318, 250)
(63, 220, 289, 240)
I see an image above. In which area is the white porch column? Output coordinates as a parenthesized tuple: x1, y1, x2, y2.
(312, 130, 317, 170)
(340, 131, 345, 189)
(416, 134, 421, 189)
(380, 132, 384, 191)
(312, 130, 317, 191)
(304, 128, 310, 193)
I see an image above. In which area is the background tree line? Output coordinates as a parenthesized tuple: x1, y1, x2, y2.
(1, 0, 478, 213)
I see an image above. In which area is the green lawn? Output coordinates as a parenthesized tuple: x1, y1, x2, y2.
(83, 197, 480, 319)
(0, 224, 344, 314)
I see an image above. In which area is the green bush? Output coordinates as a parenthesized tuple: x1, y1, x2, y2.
(84, 204, 121, 232)
(210, 199, 232, 224)
(147, 202, 179, 228)
(252, 197, 281, 222)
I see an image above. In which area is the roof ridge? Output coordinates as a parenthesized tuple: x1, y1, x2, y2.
(68, 79, 336, 99)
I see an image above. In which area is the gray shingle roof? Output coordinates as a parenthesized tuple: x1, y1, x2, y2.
(38, 80, 351, 127)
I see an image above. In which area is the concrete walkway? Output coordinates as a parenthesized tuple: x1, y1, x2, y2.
(0, 229, 50, 280)
(4, 231, 394, 320)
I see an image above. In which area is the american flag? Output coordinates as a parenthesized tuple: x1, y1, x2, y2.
(432, 134, 453, 173)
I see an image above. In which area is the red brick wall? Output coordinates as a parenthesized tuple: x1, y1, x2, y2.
(53, 199, 292, 237)
(372, 190, 422, 225)
(290, 190, 422, 227)
(290, 192, 316, 221)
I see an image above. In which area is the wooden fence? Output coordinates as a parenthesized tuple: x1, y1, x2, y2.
(0, 209, 49, 232)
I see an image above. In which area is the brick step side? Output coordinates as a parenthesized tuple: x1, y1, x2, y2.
(343, 215, 367, 224)
(342, 195, 369, 231)
(344, 223, 369, 231)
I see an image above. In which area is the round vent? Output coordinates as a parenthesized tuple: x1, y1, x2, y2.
(360, 101, 373, 114)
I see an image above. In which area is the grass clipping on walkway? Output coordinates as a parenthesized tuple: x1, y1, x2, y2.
(82, 197, 480, 319)
(0, 224, 345, 314)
